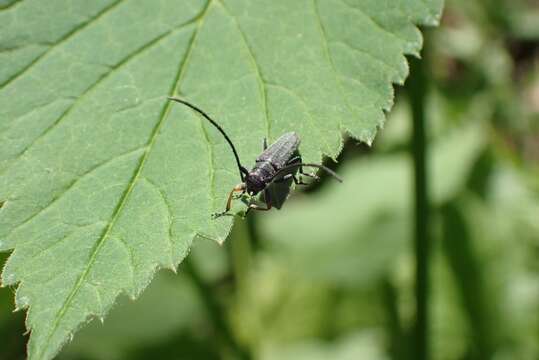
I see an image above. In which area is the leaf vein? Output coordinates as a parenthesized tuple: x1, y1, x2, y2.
(5, 147, 146, 240)
(114, 235, 136, 290)
(265, 82, 334, 154)
(40, 224, 104, 262)
(217, 0, 270, 140)
(86, 282, 104, 314)
(141, 177, 174, 267)
(34, 2, 212, 357)
(332, 40, 399, 78)
(198, 121, 219, 227)
(340, 0, 409, 47)
(15, 223, 105, 279)
(0, 0, 124, 89)
(312, 0, 357, 150)
(0, 97, 76, 139)
(0, 23, 196, 179)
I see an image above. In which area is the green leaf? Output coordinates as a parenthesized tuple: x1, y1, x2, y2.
(0, 0, 443, 358)
(261, 330, 387, 360)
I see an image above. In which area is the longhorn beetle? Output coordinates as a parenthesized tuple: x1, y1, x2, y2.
(168, 97, 342, 218)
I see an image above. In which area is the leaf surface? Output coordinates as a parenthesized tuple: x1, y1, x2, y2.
(0, 0, 442, 358)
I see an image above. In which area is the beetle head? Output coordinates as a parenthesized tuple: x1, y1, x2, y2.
(245, 174, 265, 196)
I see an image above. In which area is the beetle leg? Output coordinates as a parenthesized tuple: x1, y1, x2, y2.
(263, 137, 268, 150)
(286, 155, 302, 165)
(286, 155, 309, 179)
(291, 174, 310, 186)
(212, 184, 245, 218)
(293, 158, 321, 182)
(299, 171, 320, 181)
(286, 156, 321, 184)
(273, 173, 308, 186)
(245, 189, 272, 215)
(295, 171, 320, 185)
(282, 155, 318, 185)
(274, 173, 294, 183)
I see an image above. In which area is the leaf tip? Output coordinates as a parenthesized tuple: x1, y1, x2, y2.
(365, 138, 374, 147)
(216, 237, 226, 246)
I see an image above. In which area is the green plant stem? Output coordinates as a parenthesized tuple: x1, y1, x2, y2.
(182, 257, 250, 360)
(382, 277, 406, 359)
(228, 217, 256, 295)
(408, 54, 430, 360)
(441, 202, 495, 358)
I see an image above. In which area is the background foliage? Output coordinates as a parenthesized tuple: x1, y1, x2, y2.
(1, 0, 538, 359)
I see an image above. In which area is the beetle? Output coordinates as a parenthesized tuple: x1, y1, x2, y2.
(168, 97, 342, 217)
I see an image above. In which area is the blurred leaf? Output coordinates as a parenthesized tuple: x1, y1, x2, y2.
(437, 164, 539, 358)
(372, 99, 411, 150)
(230, 253, 392, 357)
(260, 121, 485, 287)
(429, 225, 470, 360)
(188, 237, 229, 283)
(231, 257, 333, 348)
(485, 166, 539, 356)
(122, 330, 221, 360)
(261, 330, 388, 360)
(439, 203, 496, 358)
(490, 164, 539, 235)
(482, 0, 539, 39)
(510, 8, 539, 39)
(0, 0, 443, 357)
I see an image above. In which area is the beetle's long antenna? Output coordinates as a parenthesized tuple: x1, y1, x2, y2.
(168, 97, 249, 181)
(266, 162, 343, 189)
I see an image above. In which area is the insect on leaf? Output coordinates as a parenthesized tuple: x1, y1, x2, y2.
(0, 0, 443, 358)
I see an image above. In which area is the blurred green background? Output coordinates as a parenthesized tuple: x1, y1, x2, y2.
(1, 0, 538, 359)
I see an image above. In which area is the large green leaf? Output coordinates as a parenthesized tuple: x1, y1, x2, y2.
(0, 0, 442, 358)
